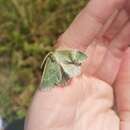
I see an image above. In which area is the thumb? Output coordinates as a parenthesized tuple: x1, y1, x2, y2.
(115, 48, 130, 130)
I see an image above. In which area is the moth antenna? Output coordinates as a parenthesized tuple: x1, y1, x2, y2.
(40, 51, 56, 89)
(41, 52, 53, 69)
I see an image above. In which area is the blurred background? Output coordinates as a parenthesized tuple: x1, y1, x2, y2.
(0, 0, 88, 129)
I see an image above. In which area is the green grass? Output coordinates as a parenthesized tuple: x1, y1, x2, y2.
(0, 0, 88, 123)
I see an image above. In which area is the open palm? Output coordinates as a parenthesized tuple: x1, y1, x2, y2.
(25, 0, 130, 130)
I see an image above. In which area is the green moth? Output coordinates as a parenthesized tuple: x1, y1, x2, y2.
(40, 50, 87, 90)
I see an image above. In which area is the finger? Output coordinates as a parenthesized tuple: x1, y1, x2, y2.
(95, 22, 130, 84)
(98, 9, 119, 38)
(114, 48, 130, 130)
(81, 10, 119, 75)
(110, 22, 130, 53)
(102, 9, 129, 41)
(82, 9, 129, 75)
(57, 0, 126, 51)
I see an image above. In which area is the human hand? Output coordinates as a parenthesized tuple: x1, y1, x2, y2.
(25, 0, 130, 130)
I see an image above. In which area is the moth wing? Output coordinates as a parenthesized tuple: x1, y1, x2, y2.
(71, 51, 87, 64)
(53, 50, 72, 63)
(61, 63, 80, 78)
(40, 55, 62, 89)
